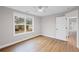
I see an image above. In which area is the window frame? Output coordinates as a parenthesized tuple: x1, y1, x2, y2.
(13, 12, 34, 36)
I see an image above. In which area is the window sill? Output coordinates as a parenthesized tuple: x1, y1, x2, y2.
(14, 31, 34, 36)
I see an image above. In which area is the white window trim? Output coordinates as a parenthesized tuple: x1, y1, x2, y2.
(13, 12, 34, 36)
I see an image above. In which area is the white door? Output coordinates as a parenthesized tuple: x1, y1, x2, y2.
(56, 16, 67, 41)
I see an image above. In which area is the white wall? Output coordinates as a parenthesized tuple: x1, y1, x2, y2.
(41, 16, 56, 38)
(0, 7, 41, 48)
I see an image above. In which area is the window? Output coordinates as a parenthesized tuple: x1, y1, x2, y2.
(26, 17, 33, 32)
(13, 12, 34, 36)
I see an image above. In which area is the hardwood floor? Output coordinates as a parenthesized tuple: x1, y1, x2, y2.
(67, 32, 77, 47)
(0, 35, 79, 52)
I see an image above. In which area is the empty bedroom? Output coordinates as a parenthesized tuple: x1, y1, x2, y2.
(0, 6, 79, 52)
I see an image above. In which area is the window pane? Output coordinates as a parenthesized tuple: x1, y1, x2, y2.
(15, 16, 24, 25)
(15, 16, 25, 34)
(15, 25, 25, 34)
(26, 18, 32, 32)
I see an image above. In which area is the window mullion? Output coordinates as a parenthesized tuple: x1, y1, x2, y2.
(24, 17, 26, 32)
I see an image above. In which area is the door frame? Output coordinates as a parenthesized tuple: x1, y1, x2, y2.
(66, 17, 78, 47)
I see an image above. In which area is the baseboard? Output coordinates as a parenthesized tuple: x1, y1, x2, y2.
(0, 34, 67, 49)
(41, 34, 67, 41)
(41, 34, 56, 38)
(0, 34, 40, 49)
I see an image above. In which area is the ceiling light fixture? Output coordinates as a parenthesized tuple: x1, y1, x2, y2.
(36, 6, 48, 12)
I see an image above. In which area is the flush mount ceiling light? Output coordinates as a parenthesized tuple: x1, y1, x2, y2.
(35, 6, 48, 12)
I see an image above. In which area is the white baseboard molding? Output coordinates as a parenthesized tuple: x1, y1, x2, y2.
(41, 34, 67, 41)
(0, 34, 40, 49)
(0, 34, 67, 49)
(41, 34, 56, 38)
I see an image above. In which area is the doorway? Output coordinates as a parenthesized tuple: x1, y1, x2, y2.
(67, 17, 78, 47)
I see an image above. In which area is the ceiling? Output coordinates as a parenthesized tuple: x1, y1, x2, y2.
(7, 6, 76, 16)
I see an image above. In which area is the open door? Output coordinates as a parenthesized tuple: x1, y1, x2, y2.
(56, 16, 67, 41)
(68, 17, 78, 47)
